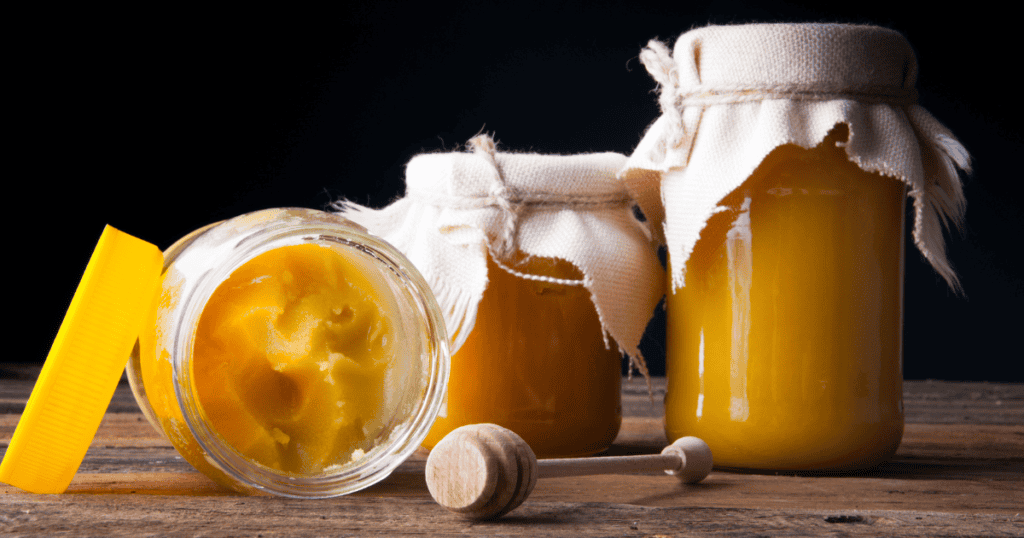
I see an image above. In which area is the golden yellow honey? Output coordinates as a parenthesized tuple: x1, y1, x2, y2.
(665, 131, 906, 471)
(129, 208, 449, 497)
(422, 255, 623, 458)
(190, 244, 397, 475)
(141, 243, 400, 478)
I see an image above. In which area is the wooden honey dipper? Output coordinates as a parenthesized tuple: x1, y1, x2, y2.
(425, 423, 713, 520)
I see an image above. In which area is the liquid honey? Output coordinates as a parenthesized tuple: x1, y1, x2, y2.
(665, 130, 906, 471)
(423, 255, 623, 458)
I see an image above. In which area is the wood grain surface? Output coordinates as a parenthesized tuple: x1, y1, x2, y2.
(1, 366, 1021, 537)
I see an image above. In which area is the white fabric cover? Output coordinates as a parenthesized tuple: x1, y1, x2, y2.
(621, 23, 970, 291)
(337, 135, 663, 374)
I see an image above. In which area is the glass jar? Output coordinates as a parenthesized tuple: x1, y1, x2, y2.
(126, 208, 449, 497)
(664, 130, 906, 471)
(420, 254, 623, 458)
(626, 23, 967, 472)
(338, 142, 661, 459)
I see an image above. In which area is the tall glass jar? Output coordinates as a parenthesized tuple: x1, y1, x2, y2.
(624, 23, 968, 471)
(664, 131, 906, 470)
(126, 208, 449, 496)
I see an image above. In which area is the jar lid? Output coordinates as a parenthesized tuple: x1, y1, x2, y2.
(0, 225, 162, 493)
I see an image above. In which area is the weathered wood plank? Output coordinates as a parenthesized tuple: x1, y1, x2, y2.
(4, 365, 1023, 425)
(3, 416, 1020, 514)
(2, 368, 1021, 536)
(1, 493, 1021, 537)
(621, 377, 1024, 425)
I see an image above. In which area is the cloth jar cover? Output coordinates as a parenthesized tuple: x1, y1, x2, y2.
(337, 135, 664, 374)
(620, 23, 970, 291)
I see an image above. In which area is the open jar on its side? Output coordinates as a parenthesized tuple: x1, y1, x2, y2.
(126, 208, 449, 497)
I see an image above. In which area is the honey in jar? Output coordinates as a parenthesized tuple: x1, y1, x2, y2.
(421, 254, 623, 458)
(339, 135, 664, 458)
(128, 208, 450, 496)
(665, 129, 906, 470)
(623, 23, 969, 471)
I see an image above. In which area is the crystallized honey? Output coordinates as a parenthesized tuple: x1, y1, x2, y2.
(139, 242, 410, 484)
(422, 255, 623, 458)
(664, 132, 906, 471)
(190, 244, 400, 474)
(130, 209, 449, 497)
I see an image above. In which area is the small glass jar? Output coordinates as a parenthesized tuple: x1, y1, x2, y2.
(338, 143, 660, 459)
(420, 253, 623, 458)
(126, 208, 449, 497)
(665, 130, 906, 471)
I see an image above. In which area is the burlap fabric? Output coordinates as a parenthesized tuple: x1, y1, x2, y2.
(621, 23, 970, 290)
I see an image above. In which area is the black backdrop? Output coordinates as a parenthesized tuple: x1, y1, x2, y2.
(13, 2, 1021, 381)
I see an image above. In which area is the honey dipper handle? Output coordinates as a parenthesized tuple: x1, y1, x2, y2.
(538, 436, 712, 484)
(537, 454, 682, 479)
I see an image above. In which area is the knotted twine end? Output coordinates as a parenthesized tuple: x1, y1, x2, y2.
(464, 134, 589, 288)
(468, 134, 521, 263)
(639, 39, 685, 156)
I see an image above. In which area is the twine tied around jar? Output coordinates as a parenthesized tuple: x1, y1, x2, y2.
(625, 24, 970, 291)
(337, 135, 663, 376)
(639, 39, 921, 158)
(427, 134, 634, 287)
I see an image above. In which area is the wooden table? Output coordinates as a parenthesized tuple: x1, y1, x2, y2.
(2, 365, 1021, 536)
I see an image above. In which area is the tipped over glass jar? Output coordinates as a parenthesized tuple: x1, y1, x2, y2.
(127, 208, 450, 496)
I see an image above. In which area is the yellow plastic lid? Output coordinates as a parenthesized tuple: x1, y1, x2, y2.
(0, 225, 162, 494)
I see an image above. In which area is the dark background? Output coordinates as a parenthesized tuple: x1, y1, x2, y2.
(13, 2, 1021, 381)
